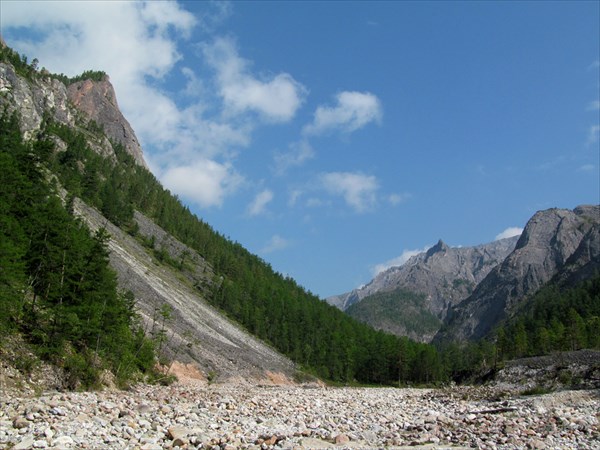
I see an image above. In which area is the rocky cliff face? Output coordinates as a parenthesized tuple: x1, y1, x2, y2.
(67, 78, 147, 168)
(327, 236, 518, 320)
(0, 47, 146, 168)
(436, 205, 600, 343)
(0, 62, 75, 139)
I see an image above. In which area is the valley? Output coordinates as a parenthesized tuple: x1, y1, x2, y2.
(1, 32, 599, 450)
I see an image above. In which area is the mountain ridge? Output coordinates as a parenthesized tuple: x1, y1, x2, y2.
(436, 205, 600, 343)
(327, 235, 519, 341)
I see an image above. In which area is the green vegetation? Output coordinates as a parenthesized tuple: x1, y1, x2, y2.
(0, 40, 451, 384)
(494, 274, 600, 360)
(2, 46, 597, 389)
(37, 114, 448, 384)
(346, 288, 441, 337)
(0, 111, 156, 389)
(0, 45, 105, 85)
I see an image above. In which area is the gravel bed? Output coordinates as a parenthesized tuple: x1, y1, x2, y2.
(1, 384, 598, 449)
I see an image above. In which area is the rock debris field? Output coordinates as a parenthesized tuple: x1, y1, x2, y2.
(1, 383, 599, 450)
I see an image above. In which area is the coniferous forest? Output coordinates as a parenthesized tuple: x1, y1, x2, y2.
(1, 46, 598, 389)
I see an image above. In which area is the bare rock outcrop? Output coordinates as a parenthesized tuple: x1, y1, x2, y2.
(67, 78, 147, 168)
(0, 47, 147, 168)
(71, 197, 296, 383)
(0, 62, 74, 139)
(327, 236, 518, 342)
(436, 205, 600, 343)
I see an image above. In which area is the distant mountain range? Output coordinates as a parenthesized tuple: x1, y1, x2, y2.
(328, 205, 599, 343)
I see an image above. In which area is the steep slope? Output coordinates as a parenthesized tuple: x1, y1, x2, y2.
(0, 43, 296, 383)
(67, 77, 147, 168)
(1, 43, 453, 386)
(327, 237, 518, 341)
(0, 40, 144, 168)
(72, 197, 296, 382)
(436, 205, 600, 343)
(345, 288, 442, 342)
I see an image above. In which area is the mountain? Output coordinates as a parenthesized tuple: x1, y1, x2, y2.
(345, 288, 442, 342)
(67, 76, 147, 168)
(0, 42, 450, 387)
(436, 205, 600, 343)
(0, 40, 294, 383)
(327, 236, 518, 341)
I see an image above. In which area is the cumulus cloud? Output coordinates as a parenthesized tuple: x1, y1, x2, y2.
(303, 91, 382, 135)
(320, 172, 379, 213)
(160, 160, 243, 208)
(247, 189, 274, 216)
(261, 234, 290, 253)
(495, 227, 523, 241)
(371, 246, 430, 277)
(1, 4, 203, 144)
(272, 140, 315, 175)
(201, 37, 307, 122)
(1, 2, 314, 209)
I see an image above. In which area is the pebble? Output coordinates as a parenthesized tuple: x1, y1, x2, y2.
(1, 384, 598, 449)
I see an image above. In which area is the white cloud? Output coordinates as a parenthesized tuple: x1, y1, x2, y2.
(0, 2, 297, 210)
(201, 37, 307, 122)
(303, 91, 382, 135)
(160, 160, 243, 208)
(388, 193, 412, 206)
(587, 100, 600, 111)
(287, 189, 303, 207)
(261, 235, 290, 253)
(320, 172, 379, 213)
(247, 189, 274, 216)
(586, 124, 600, 145)
(495, 227, 523, 241)
(273, 140, 315, 175)
(371, 246, 430, 277)
(578, 164, 596, 172)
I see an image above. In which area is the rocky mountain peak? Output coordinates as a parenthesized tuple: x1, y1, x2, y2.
(67, 77, 148, 169)
(436, 205, 600, 343)
(426, 239, 449, 259)
(327, 235, 519, 341)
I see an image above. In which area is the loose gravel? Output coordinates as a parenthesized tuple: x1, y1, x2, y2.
(1, 384, 598, 449)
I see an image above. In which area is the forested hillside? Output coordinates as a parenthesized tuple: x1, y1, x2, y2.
(0, 46, 451, 385)
(0, 112, 156, 388)
(2, 45, 599, 389)
(494, 274, 600, 360)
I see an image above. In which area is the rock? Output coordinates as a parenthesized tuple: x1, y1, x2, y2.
(172, 437, 189, 447)
(13, 436, 35, 450)
(437, 206, 600, 342)
(334, 433, 350, 444)
(327, 235, 518, 342)
(300, 437, 336, 448)
(167, 425, 190, 440)
(53, 435, 75, 447)
(13, 417, 29, 429)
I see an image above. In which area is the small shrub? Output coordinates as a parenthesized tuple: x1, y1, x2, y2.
(522, 386, 550, 396)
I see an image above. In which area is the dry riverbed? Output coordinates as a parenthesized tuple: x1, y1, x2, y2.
(1, 382, 598, 449)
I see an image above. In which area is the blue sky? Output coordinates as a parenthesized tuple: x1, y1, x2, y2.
(2, 1, 599, 298)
